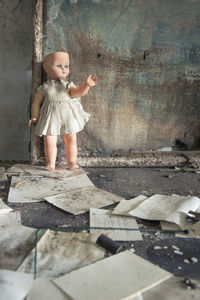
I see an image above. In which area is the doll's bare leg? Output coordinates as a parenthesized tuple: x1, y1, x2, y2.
(63, 133, 79, 170)
(43, 138, 49, 165)
(43, 135, 57, 171)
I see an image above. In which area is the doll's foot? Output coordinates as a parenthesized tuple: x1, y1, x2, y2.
(67, 162, 80, 170)
(44, 163, 55, 171)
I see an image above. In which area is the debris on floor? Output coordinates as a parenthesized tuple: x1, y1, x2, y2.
(18, 231, 105, 278)
(129, 194, 200, 229)
(53, 250, 171, 300)
(112, 195, 148, 216)
(6, 163, 86, 179)
(1, 164, 200, 299)
(90, 208, 143, 241)
(0, 269, 33, 300)
(26, 277, 70, 300)
(7, 174, 94, 203)
(0, 214, 45, 270)
(44, 186, 122, 215)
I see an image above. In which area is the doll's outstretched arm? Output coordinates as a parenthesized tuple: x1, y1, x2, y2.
(28, 92, 45, 126)
(69, 75, 98, 97)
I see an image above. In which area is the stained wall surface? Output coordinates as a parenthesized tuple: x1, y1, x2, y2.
(0, 0, 32, 160)
(43, 0, 200, 156)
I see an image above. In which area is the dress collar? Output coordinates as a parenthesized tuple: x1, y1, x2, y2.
(46, 78, 67, 85)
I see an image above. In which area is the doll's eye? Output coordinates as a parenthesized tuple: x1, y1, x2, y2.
(56, 65, 62, 69)
(64, 65, 69, 68)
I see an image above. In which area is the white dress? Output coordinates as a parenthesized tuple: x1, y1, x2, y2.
(35, 79, 91, 136)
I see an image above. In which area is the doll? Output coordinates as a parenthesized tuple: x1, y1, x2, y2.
(28, 51, 98, 171)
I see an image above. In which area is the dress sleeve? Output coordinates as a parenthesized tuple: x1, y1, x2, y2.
(36, 84, 45, 96)
(67, 81, 76, 89)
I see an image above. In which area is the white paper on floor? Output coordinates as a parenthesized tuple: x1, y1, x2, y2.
(44, 186, 123, 215)
(112, 195, 148, 216)
(53, 250, 171, 300)
(0, 269, 33, 300)
(160, 220, 198, 239)
(0, 214, 45, 270)
(6, 163, 86, 179)
(26, 278, 71, 300)
(8, 174, 94, 203)
(90, 208, 142, 241)
(0, 196, 12, 213)
(18, 231, 105, 278)
(129, 194, 200, 229)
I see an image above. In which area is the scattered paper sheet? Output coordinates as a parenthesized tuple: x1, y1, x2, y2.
(44, 186, 122, 215)
(53, 250, 171, 300)
(0, 269, 33, 300)
(26, 278, 71, 300)
(0, 196, 12, 213)
(112, 195, 148, 216)
(6, 163, 86, 179)
(129, 194, 200, 229)
(90, 208, 142, 241)
(8, 174, 94, 203)
(0, 214, 44, 270)
(18, 231, 105, 278)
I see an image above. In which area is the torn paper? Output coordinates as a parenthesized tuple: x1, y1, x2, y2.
(129, 194, 200, 229)
(112, 195, 148, 216)
(44, 186, 122, 215)
(18, 231, 104, 278)
(8, 174, 94, 203)
(53, 250, 171, 300)
(0, 214, 44, 270)
(0, 270, 33, 300)
(90, 208, 142, 241)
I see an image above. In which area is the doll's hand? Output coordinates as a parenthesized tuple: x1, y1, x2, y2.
(86, 75, 98, 87)
(28, 118, 37, 126)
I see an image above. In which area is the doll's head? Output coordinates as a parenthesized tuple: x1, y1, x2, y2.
(43, 52, 69, 80)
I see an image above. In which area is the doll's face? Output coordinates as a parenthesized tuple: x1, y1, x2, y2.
(43, 52, 69, 80)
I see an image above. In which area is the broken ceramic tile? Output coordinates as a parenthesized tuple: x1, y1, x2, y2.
(0, 214, 45, 270)
(18, 231, 104, 278)
(53, 250, 171, 300)
(26, 278, 71, 300)
(90, 208, 143, 241)
(0, 270, 33, 300)
(44, 186, 122, 215)
(129, 194, 200, 229)
(8, 174, 94, 203)
(112, 195, 148, 216)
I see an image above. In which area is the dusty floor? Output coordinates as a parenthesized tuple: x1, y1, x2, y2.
(1, 165, 200, 296)
(3, 166, 200, 228)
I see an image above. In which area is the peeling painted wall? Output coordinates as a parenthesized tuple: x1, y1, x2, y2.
(0, 0, 32, 160)
(42, 0, 200, 156)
